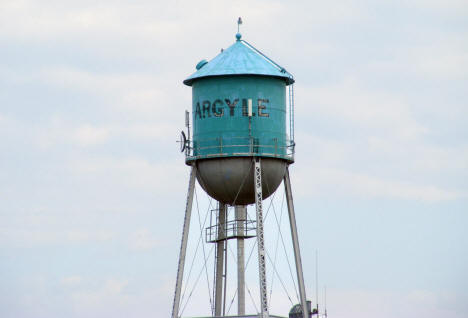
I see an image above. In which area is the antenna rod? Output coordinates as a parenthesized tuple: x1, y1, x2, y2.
(324, 285, 327, 318)
(316, 250, 319, 315)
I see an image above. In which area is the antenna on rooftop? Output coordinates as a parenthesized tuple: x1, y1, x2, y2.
(237, 17, 243, 33)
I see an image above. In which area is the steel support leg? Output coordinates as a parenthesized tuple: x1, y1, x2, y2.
(235, 205, 246, 315)
(254, 158, 269, 318)
(284, 167, 309, 318)
(171, 166, 197, 318)
(214, 203, 226, 316)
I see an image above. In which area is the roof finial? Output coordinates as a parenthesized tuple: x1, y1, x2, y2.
(236, 17, 242, 41)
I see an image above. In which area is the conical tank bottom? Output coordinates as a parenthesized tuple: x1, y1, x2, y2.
(195, 157, 287, 205)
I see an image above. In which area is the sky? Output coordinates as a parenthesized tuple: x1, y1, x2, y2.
(1, 0, 467, 317)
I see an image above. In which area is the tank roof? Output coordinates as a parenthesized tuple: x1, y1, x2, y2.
(183, 35, 294, 86)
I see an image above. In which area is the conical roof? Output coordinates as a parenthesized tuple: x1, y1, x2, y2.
(183, 34, 294, 86)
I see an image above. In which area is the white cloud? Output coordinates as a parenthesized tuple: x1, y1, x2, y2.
(128, 228, 160, 251)
(327, 288, 468, 318)
(72, 125, 110, 146)
(298, 131, 468, 177)
(366, 136, 468, 173)
(117, 122, 182, 142)
(68, 155, 187, 193)
(293, 165, 463, 202)
(38, 67, 171, 114)
(393, 41, 468, 80)
(63, 277, 178, 317)
(293, 129, 467, 202)
(61, 276, 83, 286)
(102, 278, 128, 294)
(70, 278, 129, 309)
(0, 228, 115, 247)
(32, 119, 180, 150)
(0, 0, 281, 53)
(292, 76, 467, 202)
(416, 49, 468, 80)
(406, 0, 468, 12)
(299, 78, 428, 140)
(66, 230, 114, 242)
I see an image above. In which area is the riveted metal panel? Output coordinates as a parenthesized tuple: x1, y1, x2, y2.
(189, 76, 289, 162)
(183, 40, 294, 86)
(195, 157, 286, 205)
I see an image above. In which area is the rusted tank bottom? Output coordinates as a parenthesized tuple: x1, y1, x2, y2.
(195, 157, 287, 205)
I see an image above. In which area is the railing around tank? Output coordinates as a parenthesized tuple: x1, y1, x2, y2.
(185, 136, 295, 162)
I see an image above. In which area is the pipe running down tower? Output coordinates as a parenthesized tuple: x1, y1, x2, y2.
(172, 20, 310, 318)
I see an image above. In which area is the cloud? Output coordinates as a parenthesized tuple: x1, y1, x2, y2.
(299, 78, 428, 140)
(375, 41, 468, 81)
(405, 0, 468, 12)
(415, 47, 468, 80)
(0, 228, 115, 247)
(70, 278, 129, 309)
(72, 125, 110, 146)
(31, 117, 180, 150)
(327, 288, 468, 318)
(60, 276, 83, 286)
(0, 1, 273, 37)
(128, 228, 161, 251)
(294, 166, 463, 202)
(68, 155, 186, 192)
(37, 66, 172, 114)
(366, 136, 468, 173)
(66, 230, 114, 243)
(292, 133, 467, 202)
(291, 76, 467, 202)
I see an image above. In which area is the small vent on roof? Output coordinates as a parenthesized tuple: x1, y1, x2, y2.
(196, 59, 208, 70)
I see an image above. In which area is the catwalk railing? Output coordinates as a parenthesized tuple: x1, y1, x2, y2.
(185, 136, 295, 162)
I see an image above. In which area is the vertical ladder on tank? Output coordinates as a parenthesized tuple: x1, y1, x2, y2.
(288, 82, 295, 148)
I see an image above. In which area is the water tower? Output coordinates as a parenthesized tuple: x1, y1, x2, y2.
(172, 20, 310, 318)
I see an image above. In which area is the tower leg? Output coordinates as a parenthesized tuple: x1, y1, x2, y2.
(214, 203, 226, 316)
(284, 167, 309, 318)
(254, 158, 269, 318)
(235, 205, 246, 315)
(171, 166, 197, 318)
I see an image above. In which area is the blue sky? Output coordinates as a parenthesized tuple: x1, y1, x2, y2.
(1, 0, 467, 317)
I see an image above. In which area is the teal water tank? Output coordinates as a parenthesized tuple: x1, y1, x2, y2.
(184, 33, 294, 205)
